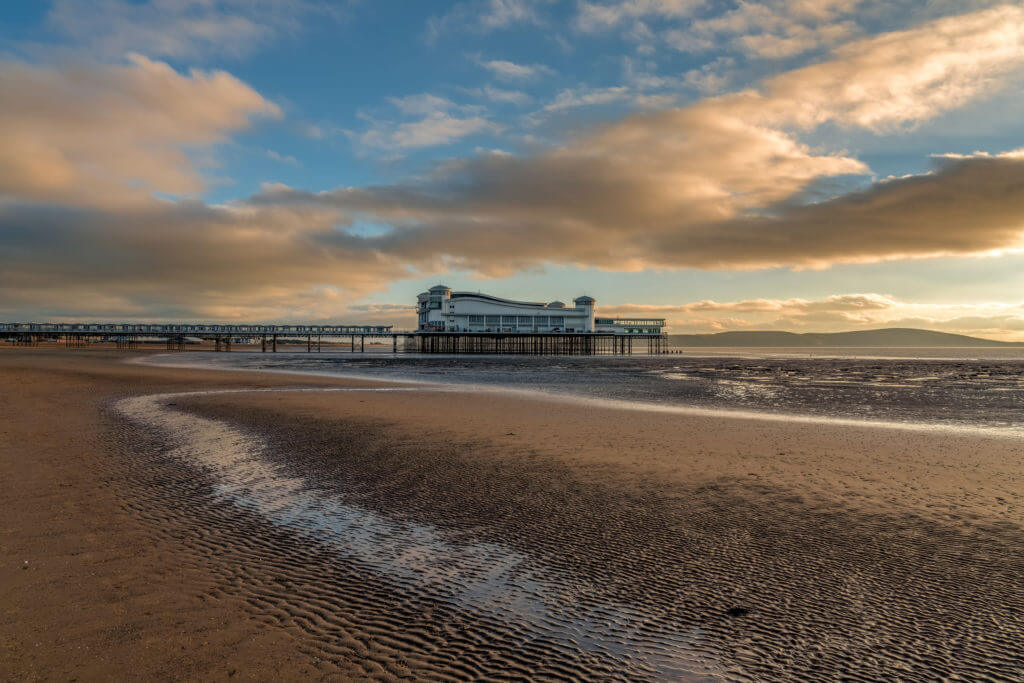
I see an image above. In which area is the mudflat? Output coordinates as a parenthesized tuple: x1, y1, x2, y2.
(2, 350, 1022, 680)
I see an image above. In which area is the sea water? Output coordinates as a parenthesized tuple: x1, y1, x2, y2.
(142, 347, 1024, 431)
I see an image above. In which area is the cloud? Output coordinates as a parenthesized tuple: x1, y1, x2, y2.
(649, 150, 1024, 270)
(426, 0, 546, 42)
(730, 21, 857, 58)
(471, 0, 545, 30)
(604, 294, 898, 317)
(532, 82, 679, 115)
(655, 4, 1024, 134)
(681, 57, 735, 93)
(266, 149, 300, 165)
(254, 111, 866, 275)
(587, 0, 1010, 64)
(575, 0, 702, 33)
(0, 199, 409, 321)
(0, 54, 279, 207)
(746, 5, 1024, 130)
(474, 57, 554, 80)
(46, 0, 339, 60)
(298, 122, 327, 139)
(249, 7, 1024, 275)
(460, 85, 533, 106)
(365, 114, 500, 150)
(387, 93, 458, 116)
(348, 92, 500, 152)
(542, 86, 633, 111)
(479, 86, 532, 105)
(662, 0, 862, 57)
(597, 294, 1024, 340)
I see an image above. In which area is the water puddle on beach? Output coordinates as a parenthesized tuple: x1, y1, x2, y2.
(115, 388, 718, 680)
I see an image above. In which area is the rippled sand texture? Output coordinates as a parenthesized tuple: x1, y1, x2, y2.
(111, 387, 1024, 681)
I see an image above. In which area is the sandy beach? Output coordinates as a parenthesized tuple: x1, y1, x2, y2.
(2, 349, 1023, 680)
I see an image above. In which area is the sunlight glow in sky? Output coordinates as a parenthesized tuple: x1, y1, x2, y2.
(2, 0, 1024, 338)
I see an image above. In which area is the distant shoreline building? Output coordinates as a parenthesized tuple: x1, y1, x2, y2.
(416, 285, 665, 335)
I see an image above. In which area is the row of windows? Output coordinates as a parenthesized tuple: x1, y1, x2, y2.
(464, 315, 565, 326)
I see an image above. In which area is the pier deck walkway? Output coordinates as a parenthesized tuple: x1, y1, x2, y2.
(1, 323, 666, 355)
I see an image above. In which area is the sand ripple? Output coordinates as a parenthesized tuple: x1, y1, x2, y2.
(109, 388, 1024, 681)
(115, 390, 716, 680)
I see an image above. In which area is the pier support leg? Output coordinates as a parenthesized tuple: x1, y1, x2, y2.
(261, 335, 266, 352)
(272, 334, 277, 352)
(361, 335, 365, 352)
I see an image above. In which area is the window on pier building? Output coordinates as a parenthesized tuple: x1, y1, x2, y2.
(502, 316, 517, 326)
(485, 315, 501, 325)
(517, 316, 532, 326)
(550, 316, 564, 326)
(468, 315, 485, 324)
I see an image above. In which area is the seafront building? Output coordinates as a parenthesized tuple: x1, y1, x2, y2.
(416, 285, 665, 336)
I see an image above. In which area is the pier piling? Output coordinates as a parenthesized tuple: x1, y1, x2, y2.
(409, 332, 664, 355)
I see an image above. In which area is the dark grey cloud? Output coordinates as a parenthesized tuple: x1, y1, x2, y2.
(252, 151, 1024, 274)
(0, 200, 404, 320)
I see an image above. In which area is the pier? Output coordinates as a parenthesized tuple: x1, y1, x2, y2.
(413, 332, 665, 355)
(1, 323, 667, 355)
(0, 322, 399, 353)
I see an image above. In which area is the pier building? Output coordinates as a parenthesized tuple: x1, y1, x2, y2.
(416, 285, 665, 336)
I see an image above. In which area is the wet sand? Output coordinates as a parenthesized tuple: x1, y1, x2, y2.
(2, 350, 1023, 680)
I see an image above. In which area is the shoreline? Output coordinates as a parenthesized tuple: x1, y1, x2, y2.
(2, 350, 1023, 680)
(138, 351, 1024, 441)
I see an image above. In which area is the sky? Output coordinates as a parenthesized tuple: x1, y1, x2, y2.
(2, 0, 1024, 338)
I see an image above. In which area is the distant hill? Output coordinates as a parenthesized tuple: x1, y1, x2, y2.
(669, 328, 1023, 347)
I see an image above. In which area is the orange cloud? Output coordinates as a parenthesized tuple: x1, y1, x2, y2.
(598, 295, 1024, 340)
(0, 55, 279, 207)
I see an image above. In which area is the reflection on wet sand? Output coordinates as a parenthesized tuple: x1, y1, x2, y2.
(116, 389, 716, 680)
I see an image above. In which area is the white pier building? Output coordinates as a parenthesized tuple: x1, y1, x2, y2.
(416, 285, 665, 335)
